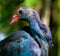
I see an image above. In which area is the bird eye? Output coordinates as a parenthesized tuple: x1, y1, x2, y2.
(19, 10, 23, 14)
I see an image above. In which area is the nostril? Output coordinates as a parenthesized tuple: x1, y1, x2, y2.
(19, 10, 23, 14)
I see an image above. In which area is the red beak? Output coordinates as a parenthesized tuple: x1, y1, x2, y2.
(10, 13, 20, 24)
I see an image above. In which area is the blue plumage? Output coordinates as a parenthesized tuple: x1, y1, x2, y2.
(17, 7, 49, 46)
(17, 7, 53, 47)
(0, 7, 53, 56)
(0, 31, 41, 56)
(31, 9, 53, 41)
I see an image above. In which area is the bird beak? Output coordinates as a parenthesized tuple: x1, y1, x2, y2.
(10, 13, 20, 24)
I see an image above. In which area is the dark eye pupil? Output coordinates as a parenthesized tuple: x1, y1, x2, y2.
(19, 10, 23, 14)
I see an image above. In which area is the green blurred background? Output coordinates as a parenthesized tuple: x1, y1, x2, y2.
(0, 0, 60, 56)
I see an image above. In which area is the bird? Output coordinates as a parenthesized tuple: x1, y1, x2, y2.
(0, 31, 41, 56)
(10, 6, 53, 56)
(0, 6, 43, 56)
(10, 6, 53, 47)
(0, 6, 53, 56)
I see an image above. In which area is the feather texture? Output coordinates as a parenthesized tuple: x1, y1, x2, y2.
(0, 7, 53, 56)
(0, 31, 41, 56)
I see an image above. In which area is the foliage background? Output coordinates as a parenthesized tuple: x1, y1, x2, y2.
(0, 0, 60, 56)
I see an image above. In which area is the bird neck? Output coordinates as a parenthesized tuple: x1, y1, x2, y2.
(32, 13, 48, 33)
(34, 15, 52, 41)
(32, 14, 52, 44)
(25, 17, 48, 45)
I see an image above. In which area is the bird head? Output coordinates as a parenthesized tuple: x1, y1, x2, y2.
(10, 7, 35, 24)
